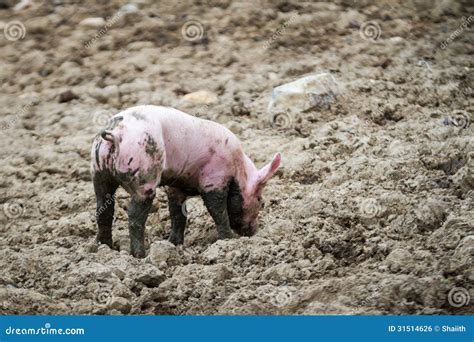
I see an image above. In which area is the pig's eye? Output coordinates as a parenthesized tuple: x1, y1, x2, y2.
(261, 201, 265, 209)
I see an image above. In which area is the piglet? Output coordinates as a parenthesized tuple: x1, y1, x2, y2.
(91, 105, 281, 257)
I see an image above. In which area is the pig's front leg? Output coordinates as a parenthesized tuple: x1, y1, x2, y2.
(128, 195, 154, 258)
(166, 187, 187, 245)
(201, 189, 234, 240)
(93, 172, 118, 248)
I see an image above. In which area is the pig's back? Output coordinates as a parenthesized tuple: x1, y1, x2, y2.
(120, 105, 241, 175)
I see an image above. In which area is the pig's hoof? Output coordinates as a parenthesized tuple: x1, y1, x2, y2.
(96, 236, 113, 249)
(169, 235, 183, 246)
(131, 249, 146, 258)
(218, 230, 234, 240)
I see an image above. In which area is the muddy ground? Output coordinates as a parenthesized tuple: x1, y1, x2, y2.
(0, 0, 473, 315)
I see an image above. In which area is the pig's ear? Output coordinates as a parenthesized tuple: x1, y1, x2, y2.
(256, 153, 281, 188)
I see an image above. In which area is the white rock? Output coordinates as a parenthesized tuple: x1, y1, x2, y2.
(268, 73, 340, 115)
(183, 90, 218, 104)
(79, 17, 106, 28)
(389, 36, 405, 45)
(119, 4, 139, 14)
(14, 0, 33, 11)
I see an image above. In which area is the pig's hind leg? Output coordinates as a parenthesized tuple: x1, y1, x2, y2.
(166, 187, 187, 245)
(93, 171, 119, 248)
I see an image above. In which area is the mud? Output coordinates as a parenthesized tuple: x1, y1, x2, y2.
(0, 0, 472, 315)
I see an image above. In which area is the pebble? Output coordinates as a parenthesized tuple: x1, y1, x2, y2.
(183, 90, 218, 104)
(79, 17, 106, 28)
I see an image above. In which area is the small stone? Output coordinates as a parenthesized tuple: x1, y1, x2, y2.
(58, 90, 79, 103)
(134, 264, 165, 287)
(385, 249, 413, 273)
(149, 240, 179, 267)
(389, 36, 404, 44)
(79, 17, 106, 28)
(107, 296, 131, 314)
(231, 103, 250, 116)
(119, 4, 139, 14)
(183, 90, 218, 104)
